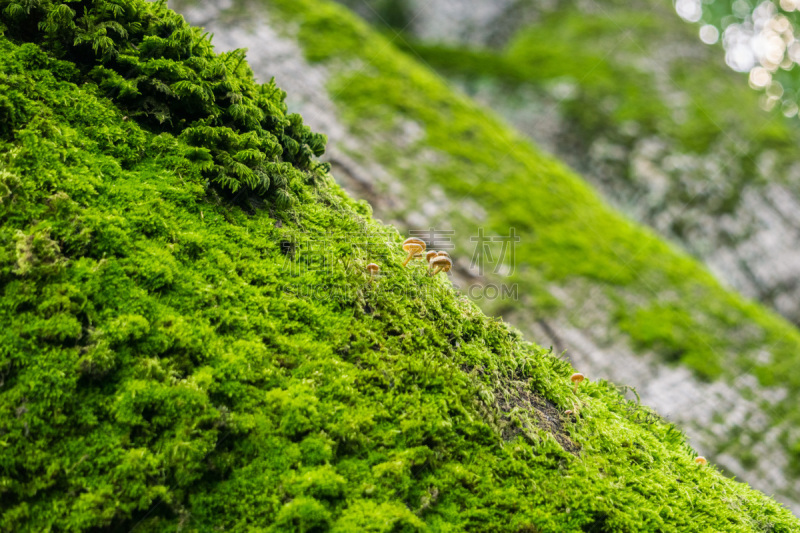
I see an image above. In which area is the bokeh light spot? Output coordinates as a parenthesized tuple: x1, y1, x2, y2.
(676, 0, 703, 22)
(700, 24, 720, 44)
(749, 66, 772, 87)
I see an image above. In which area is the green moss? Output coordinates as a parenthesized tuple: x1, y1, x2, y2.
(617, 303, 724, 378)
(399, 6, 798, 154)
(1, 1, 800, 530)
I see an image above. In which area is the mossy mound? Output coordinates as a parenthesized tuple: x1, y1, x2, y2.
(0, 1, 799, 531)
(234, 0, 800, 498)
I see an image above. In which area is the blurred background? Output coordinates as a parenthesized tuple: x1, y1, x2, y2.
(174, 0, 800, 512)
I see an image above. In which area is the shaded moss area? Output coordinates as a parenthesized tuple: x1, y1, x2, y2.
(0, 1, 798, 531)
(0, 0, 326, 206)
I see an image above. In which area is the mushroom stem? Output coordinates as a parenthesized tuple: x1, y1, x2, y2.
(425, 251, 439, 275)
(401, 238, 425, 268)
(571, 373, 585, 392)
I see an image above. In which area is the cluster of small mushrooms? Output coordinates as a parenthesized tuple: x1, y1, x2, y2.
(402, 237, 452, 275)
(364, 237, 453, 283)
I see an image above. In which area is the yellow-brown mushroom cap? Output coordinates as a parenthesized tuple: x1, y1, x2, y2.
(570, 373, 585, 385)
(430, 255, 453, 273)
(401, 238, 425, 267)
(403, 242, 424, 255)
(403, 237, 426, 250)
(437, 250, 450, 258)
(695, 456, 708, 466)
(425, 250, 439, 263)
(366, 263, 380, 274)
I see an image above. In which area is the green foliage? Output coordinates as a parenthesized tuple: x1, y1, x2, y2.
(0, 0, 327, 204)
(0, 2, 799, 531)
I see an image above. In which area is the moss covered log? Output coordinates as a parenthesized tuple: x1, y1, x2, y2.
(176, 0, 800, 506)
(1, 0, 799, 531)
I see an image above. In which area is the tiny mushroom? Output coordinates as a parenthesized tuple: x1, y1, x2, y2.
(402, 237, 426, 267)
(695, 456, 708, 466)
(570, 372, 585, 392)
(366, 263, 380, 283)
(437, 251, 450, 258)
(425, 250, 439, 274)
(430, 254, 453, 276)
